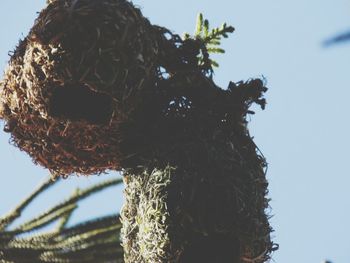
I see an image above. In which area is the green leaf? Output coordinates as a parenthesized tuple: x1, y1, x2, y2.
(210, 60, 219, 67)
(182, 13, 235, 72)
(203, 19, 209, 37)
(195, 13, 204, 37)
(207, 47, 225, 54)
(209, 40, 221, 45)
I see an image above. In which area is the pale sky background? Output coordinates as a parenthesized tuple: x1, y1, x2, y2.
(1, 1, 350, 262)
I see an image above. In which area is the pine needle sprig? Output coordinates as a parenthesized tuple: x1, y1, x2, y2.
(194, 13, 234, 46)
(184, 13, 234, 74)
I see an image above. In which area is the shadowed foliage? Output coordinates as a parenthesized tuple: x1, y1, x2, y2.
(0, 177, 123, 263)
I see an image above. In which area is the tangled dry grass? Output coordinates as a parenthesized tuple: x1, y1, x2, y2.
(0, 0, 158, 176)
(0, 0, 278, 262)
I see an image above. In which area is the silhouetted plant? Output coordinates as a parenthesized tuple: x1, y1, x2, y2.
(0, 177, 123, 262)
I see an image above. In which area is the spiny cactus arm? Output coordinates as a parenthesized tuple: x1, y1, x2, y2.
(0, 176, 58, 231)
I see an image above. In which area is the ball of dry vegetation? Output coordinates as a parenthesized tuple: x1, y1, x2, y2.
(0, 0, 159, 176)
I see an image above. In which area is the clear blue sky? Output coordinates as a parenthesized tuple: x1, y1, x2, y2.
(1, 1, 350, 262)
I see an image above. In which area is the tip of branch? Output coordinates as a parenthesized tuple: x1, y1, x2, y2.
(323, 31, 350, 47)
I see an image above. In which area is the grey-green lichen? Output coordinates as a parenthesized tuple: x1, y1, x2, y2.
(121, 167, 180, 263)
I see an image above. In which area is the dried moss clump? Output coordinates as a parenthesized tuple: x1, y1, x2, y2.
(0, 0, 158, 176)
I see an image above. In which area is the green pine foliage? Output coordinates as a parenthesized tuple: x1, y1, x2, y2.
(184, 13, 235, 71)
(0, 177, 124, 263)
